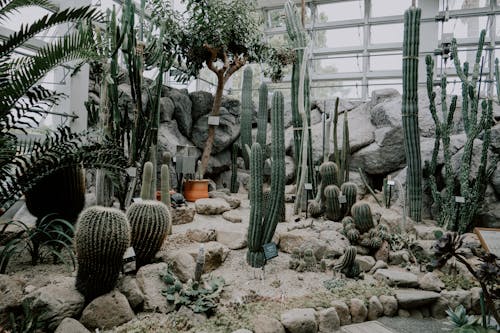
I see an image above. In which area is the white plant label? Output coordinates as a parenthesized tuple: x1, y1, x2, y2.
(455, 196, 465, 203)
(339, 195, 347, 204)
(387, 180, 395, 186)
(304, 183, 313, 190)
(208, 116, 220, 126)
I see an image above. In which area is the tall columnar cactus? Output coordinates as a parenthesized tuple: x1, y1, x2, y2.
(340, 182, 357, 216)
(425, 29, 495, 233)
(140, 161, 153, 200)
(324, 185, 342, 221)
(263, 189, 286, 222)
(127, 161, 171, 268)
(240, 66, 253, 169)
(351, 202, 374, 233)
(402, 5, 422, 223)
(246, 92, 285, 268)
(256, 82, 268, 148)
(75, 206, 130, 301)
(230, 143, 239, 193)
(161, 152, 171, 207)
(333, 102, 351, 184)
(247, 142, 264, 267)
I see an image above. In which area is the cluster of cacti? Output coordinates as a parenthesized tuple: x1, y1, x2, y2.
(402, 5, 423, 223)
(127, 161, 171, 268)
(342, 216, 360, 243)
(75, 206, 130, 301)
(342, 204, 389, 251)
(360, 224, 390, 249)
(240, 66, 253, 169)
(289, 248, 326, 272)
(425, 29, 496, 233)
(247, 92, 285, 268)
(334, 246, 361, 279)
(230, 143, 239, 193)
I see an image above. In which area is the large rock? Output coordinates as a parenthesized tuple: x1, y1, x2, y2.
(186, 228, 217, 243)
(371, 88, 400, 106)
(318, 307, 340, 332)
(171, 206, 196, 225)
(447, 138, 487, 181)
(281, 308, 318, 333)
(195, 198, 231, 215)
(374, 269, 418, 287)
(440, 290, 472, 311)
(80, 290, 134, 330)
(418, 272, 444, 292)
(22, 277, 85, 331)
(206, 149, 231, 175)
(395, 289, 440, 309)
(168, 89, 193, 138)
(209, 191, 241, 209)
(159, 96, 175, 123)
(158, 121, 200, 161)
(349, 298, 367, 323)
(164, 251, 196, 283)
(330, 300, 351, 325)
(185, 241, 230, 272)
(0, 274, 24, 314)
(279, 229, 349, 259)
(222, 210, 243, 223)
(356, 255, 376, 272)
(191, 105, 240, 154)
(55, 318, 90, 333)
(136, 263, 175, 313)
(368, 296, 384, 320)
(117, 276, 144, 310)
(190, 91, 214, 121)
(379, 295, 398, 317)
(491, 164, 500, 195)
(253, 314, 285, 333)
(216, 230, 247, 250)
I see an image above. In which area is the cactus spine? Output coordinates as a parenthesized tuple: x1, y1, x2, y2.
(246, 92, 285, 268)
(351, 202, 374, 233)
(341, 182, 357, 216)
(230, 143, 239, 193)
(324, 185, 342, 221)
(402, 5, 423, 223)
(75, 206, 130, 301)
(307, 200, 322, 218)
(127, 161, 171, 268)
(240, 66, 253, 169)
(247, 142, 264, 267)
(256, 83, 268, 148)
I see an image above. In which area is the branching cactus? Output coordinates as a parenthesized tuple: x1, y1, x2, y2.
(324, 185, 342, 221)
(351, 202, 374, 233)
(402, 5, 423, 222)
(256, 82, 268, 148)
(75, 206, 130, 302)
(318, 161, 339, 207)
(240, 66, 253, 169)
(340, 182, 357, 216)
(127, 161, 171, 268)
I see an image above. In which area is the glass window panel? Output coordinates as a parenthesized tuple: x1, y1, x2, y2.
(268, 9, 285, 28)
(2, 6, 50, 31)
(370, 52, 402, 71)
(313, 56, 363, 74)
(371, 0, 414, 17)
(312, 80, 363, 99)
(315, 27, 363, 48)
(371, 24, 404, 44)
(317, 1, 364, 22)
(439, 16, 488, 39)
(268, 34, 288, 47)
(439, 0, 488, 11)
(368, 79, 402, 96)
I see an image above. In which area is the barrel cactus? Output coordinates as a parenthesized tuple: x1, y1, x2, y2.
(334, 245, 360, 279)
(307, 199, 323, 218)
(324, 185, 342, 221)
(351, 202, 374, 233)
(340, 182, 357, 216)
(75, 206, 130, 301)
(361, 224, 390, 249)
(318, 161, 338, 205)
(342, 216, 360, 243)
(127, 161, 171, 268)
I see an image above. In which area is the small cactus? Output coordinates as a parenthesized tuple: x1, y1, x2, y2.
(75, 206, 130, 301)
(340, 182, 357, 216)
(324, 185, 342, 221)
(335, 245, 360, 279)
(307, 199, 323, 218)
(351, 202, 374, 233)
(318, 161, 339, 207)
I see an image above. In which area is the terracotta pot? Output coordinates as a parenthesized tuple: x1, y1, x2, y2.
(183, 179, 209, 202)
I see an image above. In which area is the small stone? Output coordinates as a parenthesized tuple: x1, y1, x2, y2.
(164, 251, 196, 283)
(80, 290, 134, 330)
(369, 260, 389, 274)
(171, 206, 196, 225)
(195, 198, 231, 215)
(396, 289, 440, 309)
(209, 191, 241, 209)
(379, 295, 398, 317)
(389, 250, 410, 265)
(418, 272, 445, 292)
(253, 314, 285, 333)
(222, 210, 243, 223)
(367, 296, 383, 320)
(410, 309, 424, 319)
(431, 297, 449, 319)
(414, 225, 445, 240)
(318, 307, 340, 332)
(136, 263, 175, 314)
(356, 255, 376, 272)
(117, 276, 144, 310)
(216, 230, 247, 250)
(186, 228, 217, 243)
(330, 300, 351, 325)
(374, 241, 390, 262)
(374, 269, 418, 287)
(398, 309, 411, 318)
(55, 318, 90, 333)
(349, 298, 367, 323)
(281, 308, 318, 333)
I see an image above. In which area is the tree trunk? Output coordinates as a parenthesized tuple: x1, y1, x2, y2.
(200, 76, 225, 177)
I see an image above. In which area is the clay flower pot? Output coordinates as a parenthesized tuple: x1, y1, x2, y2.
(183, 179, 209, 202)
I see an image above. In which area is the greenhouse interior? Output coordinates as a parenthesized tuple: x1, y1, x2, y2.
(1, 0, 500, 332)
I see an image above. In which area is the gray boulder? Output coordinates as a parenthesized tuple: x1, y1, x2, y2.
(190, 91, 214, 121)
(80, 290, 134, 330)
(159, 96, 175, 123)
(136, 263, 175, 313)
(395, 289, 440, 309)
(55, 318, 90, 333)
(253, 314, 285, 333)
(281, 308, 318, 333)
(168, 88, 193, 137)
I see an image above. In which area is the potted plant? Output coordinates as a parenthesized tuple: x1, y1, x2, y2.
(183, 160, 209, 202)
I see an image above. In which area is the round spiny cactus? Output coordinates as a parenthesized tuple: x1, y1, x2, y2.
(318, 161, 338, 207)
(324, 185, 342, 221)
(75, 206, 130, 301)
(340, 182, 357, 216)
(351, 202, 374, 233)
(307, 199, 322, 218)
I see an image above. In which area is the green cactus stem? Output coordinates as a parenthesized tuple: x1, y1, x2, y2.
(324, 185, 342, 221)
(230, 143, 239, 194)
(340, 182, 357, 216)
(334, 246, 360, 279)
(351, 202, 374, 233)
(240, 66, 253, 169)
(402, 6, 422, 222)
(247, 142, 264, 267)
(307, 199, 323, 218)
(161, 153, 171, 207)
(75, 206, 130, 301)
(140, 161, 153, 200)
(317, 161, 339, 208)
(256, 82, 268, 148)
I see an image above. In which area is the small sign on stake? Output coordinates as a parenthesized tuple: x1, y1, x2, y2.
(208, 116, 220, 126)
(304, 183, 313, 191)
(387, 180, 395, 186)
(133, 197, 143, 203)
(172, 156, 176, 163)
(122, 247, 136, 274)
(263, 242, 278, 261)
(126, 166, 137, 177)
(455, 196, 465, 203)
(339, 195, 347, 204)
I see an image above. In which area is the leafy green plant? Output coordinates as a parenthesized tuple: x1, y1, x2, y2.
(0, 214, 75, 272)
(4, 299, 44, 333)
(446, 305, 497, 333)
(161, 268, 224, 315)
